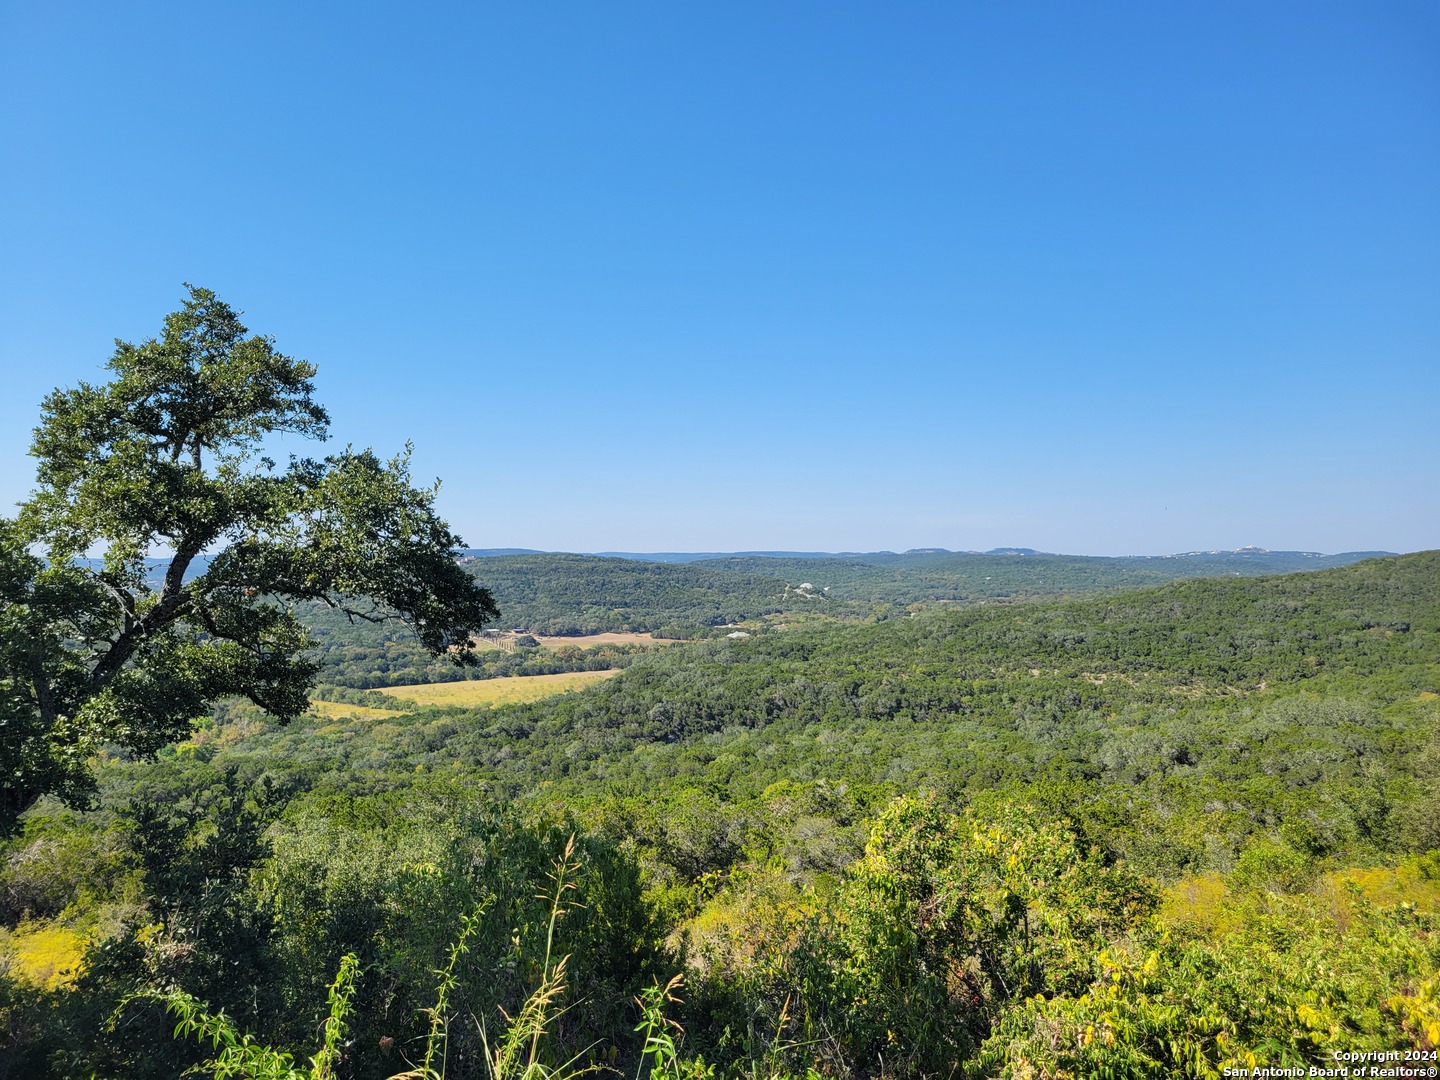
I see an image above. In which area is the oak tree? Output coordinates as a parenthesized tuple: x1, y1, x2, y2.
(0, 286, 498, 829)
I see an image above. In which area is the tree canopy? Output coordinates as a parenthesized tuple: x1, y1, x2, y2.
(0, 286, 497, 829)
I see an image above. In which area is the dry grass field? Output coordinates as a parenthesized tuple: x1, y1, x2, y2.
(308, 699, 408, 720)
(532, 631, 671, 649)
(379, 669, 620, 708)
(465, 630, 673, 650)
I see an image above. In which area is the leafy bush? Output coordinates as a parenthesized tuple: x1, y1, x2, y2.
(975, 888, 1440, 1077)
(758, 798, 1156, 1076)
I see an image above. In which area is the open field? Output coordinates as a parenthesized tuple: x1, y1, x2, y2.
(467, 630, 672, 650)
(532, 631, 673, 649)
(308, 699, 408, 720)
(379, 669, 620, 708)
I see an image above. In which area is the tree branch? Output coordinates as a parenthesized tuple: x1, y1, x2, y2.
(85, 540, 201, 694)
(92, 572, 138, 638)
(32, 667, 58, 726)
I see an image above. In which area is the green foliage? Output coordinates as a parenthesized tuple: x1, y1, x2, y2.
(161, 952, 359, 1080)
(669, 798, 1436, 1079)
(1, 286, 497, 829)
(0, 959, 55, 1080)
(10, 790, 1439, 1078)
(467, 836, 602, 1080)
(29, 769, 289, 1080)
(296, 553, 856, 685)
(149, 848, 703, 1080)
(1400, 731, 1440, 852)
(12, 785, 662, 1079)
(0, 811, 137, 924)
(401, 903, 487, 1080)
(973, 890, 1440, 1078)
(457, 554, 852, 638)
(254, 793, 660, 1078)
(779, 798, 1156, 1075)
(634, 976, 714, 1080)
(1229, 837, 1316, 894)
(303, 546, 1390, 685)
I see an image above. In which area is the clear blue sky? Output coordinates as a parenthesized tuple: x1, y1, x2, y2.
(1, 2, 1436, 555)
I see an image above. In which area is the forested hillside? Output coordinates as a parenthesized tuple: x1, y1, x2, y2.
(456, 554, 860, 635)
(4, 553, 1437, 1078)
(695, 546, 1390, 604)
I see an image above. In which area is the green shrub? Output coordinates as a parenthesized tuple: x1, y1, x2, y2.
(776, 796, 1157, 1076)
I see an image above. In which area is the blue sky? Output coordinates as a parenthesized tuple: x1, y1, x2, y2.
(1, 2, 1435, 555)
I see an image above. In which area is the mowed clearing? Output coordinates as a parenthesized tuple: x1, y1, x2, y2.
(380, 669, 620, 708)
(309, 699, 407, 720)
(533, 632, 672, 649)
(468, 631, 673, 650)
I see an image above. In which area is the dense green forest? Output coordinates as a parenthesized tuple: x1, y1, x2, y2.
(693, 547, 1390, 605)
(4, 553, 1438, 1077)
(457, 554, 867, 636)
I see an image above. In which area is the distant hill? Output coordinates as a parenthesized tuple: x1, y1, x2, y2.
(459, 546, 1393, 567)
(461, 549, 868, 563)
(594, 550, 867, 562)
(676, 548, 1394, 606)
